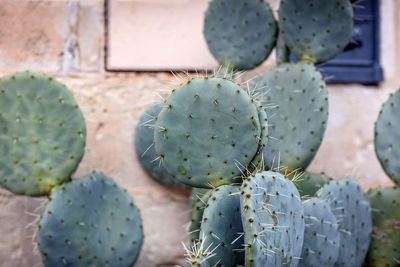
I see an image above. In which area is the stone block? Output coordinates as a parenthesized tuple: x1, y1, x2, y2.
(0, 0, 69, 73)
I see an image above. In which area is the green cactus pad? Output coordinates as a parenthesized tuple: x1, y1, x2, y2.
(0, 71, 86, 196)
(374, 90, 400, 185)
(317, 178, 372, 267)
(278, 0, 353, 63)
(299, 198, 340, 267)
(154, 78, 261, 188)
(200, 185, 244, 266)
(135, 103, 188, 188)
(253, 62, 328, 171)
(366, 186, 400, 267)
(294, 172, 331, 197)
(190, 189, 212, 244)
(240, 171, 304, 266)
(38, 173, 144, 267)
(248, 103, 269, 171)
(204, 0, 278, 70)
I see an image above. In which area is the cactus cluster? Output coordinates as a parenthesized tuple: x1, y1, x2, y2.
(2, 0, 393, 266)
(131, 0, 381, 266)
(0, 72, 144, 267)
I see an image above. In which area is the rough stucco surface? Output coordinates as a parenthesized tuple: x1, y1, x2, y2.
(0, 0, 399, 266)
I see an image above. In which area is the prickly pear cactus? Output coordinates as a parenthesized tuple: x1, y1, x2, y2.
(299, 198, 340, 267)
(199, 185, 244, 266)
(38, 173, 144, 267)
(135, 103, 188, 188)
(154, 78, 261, 188)
(366, 186, 400, 267)
(0, 71, 86, 196)
(253, 62, 328, 171)
(317, 178, 372, 267)
(294, 172, 331, 197)
(278, 0, 354, 63)
(204, 0, 278, 70)
(240, 171, 304, 266)
(374, 90, 400, 185)
(190, 189, 212, 244)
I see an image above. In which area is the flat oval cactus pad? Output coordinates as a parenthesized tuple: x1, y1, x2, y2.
(38, 173, 144, 267)
(135, 103, 188, 188)
(0, 71, 86, 196)
(253, 62, 328, 172)
(374, 90, 400, 185)
(154, 78, 261, 188)
(204, 0, 277, 70)
(279, 0, 353, 63)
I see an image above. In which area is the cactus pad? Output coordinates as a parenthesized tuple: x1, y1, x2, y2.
(190, 189, 212, 244)
(278, 0, 353, 63)
(200, 185, 244, 266)
(240, 171, 304, 266)
(154, 78, 261, 188)
(366, 186, 400, 267)
(204, 0, 278, 70)
(294, 172, 331, 197)
(254, 62, 328, 171)
(374, 90, 400, 185)
(0, 71, 86, 196)
(317, 178, 372, 267)
(300, 197, 340, 267)
(38, 173, 144, 267)
(248, 103, 269, 171)
(135, 103, 188, 188)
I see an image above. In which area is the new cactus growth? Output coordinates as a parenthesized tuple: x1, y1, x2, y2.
(374, 89, 400, 185)
(252, 62, 328, 172)
(299, 198, 340, 267)
(240, 171, 304, 266)
(38, 173, 144, 267)
(185, 234, 217, 267)
(366, 186, 400, 267)
(294, 172, 331, 197)
(135, 103, 188, 188)
(199, 185, 244, 266)
(278, 0, 354, 64)
(0, 71, 86, 196)
(317, 178, 372, 267)
(204, 0, 277, 70)
(154, 78, 262, 188)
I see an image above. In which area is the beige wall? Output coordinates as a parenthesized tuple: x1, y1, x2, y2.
(0, 0, 399, 266)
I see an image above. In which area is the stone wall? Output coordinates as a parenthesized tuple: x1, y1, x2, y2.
(0, 0, 399, 266)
